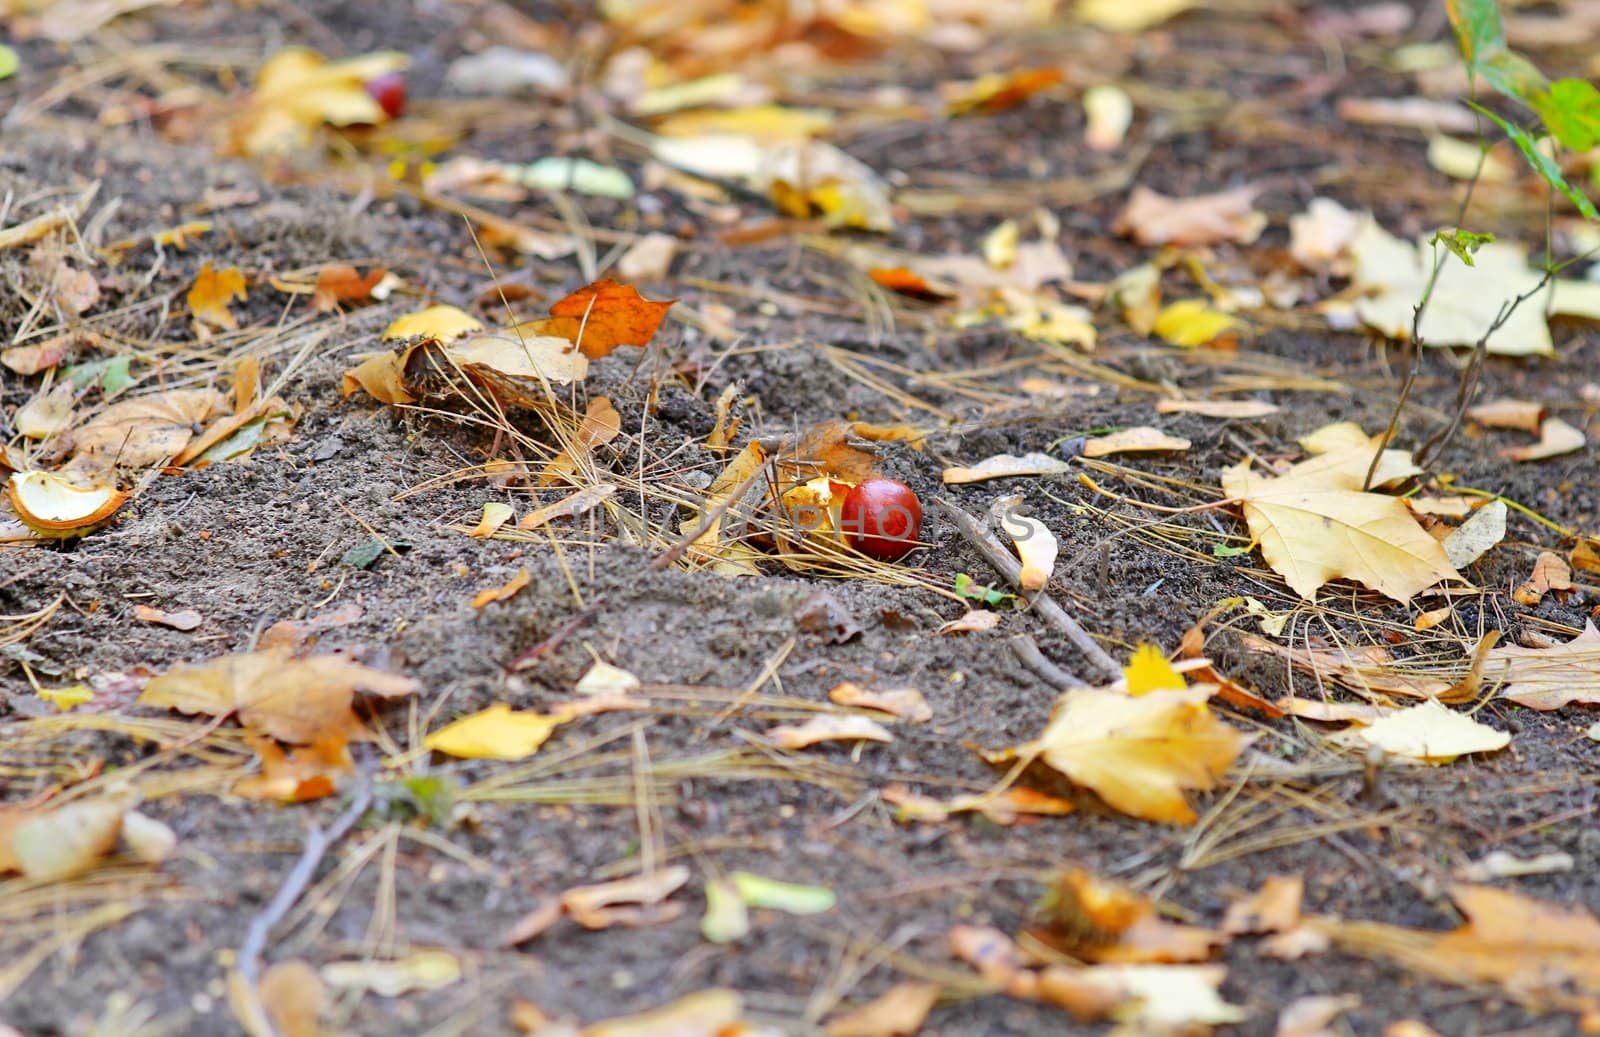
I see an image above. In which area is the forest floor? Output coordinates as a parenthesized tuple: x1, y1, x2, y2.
(2, 1, 1598, 1035)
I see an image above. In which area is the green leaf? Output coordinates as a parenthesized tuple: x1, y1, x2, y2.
(1471, 103, 1600, 220)
(955, 572, 1015, 607)
(730, 872, 836, 915)
(1430, 229, 1496, 267)
(1476, 49, 1547, 103)
(64, 355, 133, 395)
(1446, 0, 1505, 64)
(1532, 78, 1600, 152)
(341, 538, 410, 569)
(0, 44, 18, 81)
(1211, 544, 1248, 558)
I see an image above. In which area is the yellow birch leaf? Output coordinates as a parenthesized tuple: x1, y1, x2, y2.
(1152, 299, 1242, 348)
(1124, 644, 1186, 696)
(188, 264, 247, 330)
(424, 703, 565, 760)
(383, 304, 484, 342)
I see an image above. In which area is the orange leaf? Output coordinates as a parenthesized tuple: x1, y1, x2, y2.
(868, 266, 953, 301)
(312, 265, 386, 312)
(188, 263, 248, 330)
(544, 278, 674, 359)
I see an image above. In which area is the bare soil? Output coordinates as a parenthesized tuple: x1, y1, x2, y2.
(2, 2, 1598, 1035)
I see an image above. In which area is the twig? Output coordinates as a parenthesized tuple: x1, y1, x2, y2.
(508, 598, 605, 672)
(935, 498, 1119, 680)
(233, 784, 374, 1037)
(1008, 633, 1081, 688)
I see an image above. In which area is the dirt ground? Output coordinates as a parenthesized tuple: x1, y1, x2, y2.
(2, 1, 1599, 1035)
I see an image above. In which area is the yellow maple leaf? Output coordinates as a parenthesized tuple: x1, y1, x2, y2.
(423, 703, 566, 760)
(1016, 687, 1247, 823)
(382, 304, 484, 343)
(188, 264, 247, 330)
(1221, 426, 1460, 603)
(1124, 644, 1186, 696)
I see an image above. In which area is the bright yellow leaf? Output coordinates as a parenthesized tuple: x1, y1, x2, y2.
(423, 703, 566, 760)
(383, 304, 484, 342)
(188, 264, 247, 331)
(1014, 687, 1247, 823)
(1152, 299, 1241, 348)
(1124, 644, 1186, 696)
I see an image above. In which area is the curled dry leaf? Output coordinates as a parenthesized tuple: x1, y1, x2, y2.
(881, 783, 1076, 825)
(1277, 994, 1362, 1037)
(1082, 426, 1191, 457)
(542, 396, 622, 484)
(468, 502, 515, 539)
(828, 682, 931, 722)
(1083, 84, 1133, 151)
(999, 687, 1247, 823)
(1037, 869, 1225, 964)
(1512, 551, 1572, 606)
(823, 982, 940, 1037)
(321, 950, 461, 997)
(996, 504, 1056, 590)
(1036, 964, 1248, 1028)
(1222, 875, 1304, 936)
(15, 383, 75, 439)
(72, 388, 230, 468)
(384, 304, 484, 342)
(6, 797, 126, 880)
(1467, 398, 1545, 433)
(1290, 197, 1363, 271)
(228, 48, 409, 157)
(138, 647, 420, 746)
(1155, 398, 1280, 419)
(471, 567, 531, 608)
(936, 610, 1002, 635)
(562, 865, 690, 930)
(949, 925, 1025, 988)
(133, 605, 204, 631)
(1485, 621, 1600, 709)
(767, 713, 894, 750)
(1114, 185, 1265, 247)
(942, 452, 1073, 484)
(520, 483, 617, 531)
(120, 810, 178, 865)
(1499, 417, 1585, 462)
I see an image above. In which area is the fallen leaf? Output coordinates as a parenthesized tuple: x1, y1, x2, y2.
(520, 484, 617, 530)
(869, 266, 955, 301)
(824, 982, 940, 1037)
(1277, 994, 1361, 1037)
(1082, 426, 1191, 457)
(70, 388, 229, 468)
(1003, 687, 1247, 823)
(1441, 498, 1507, 569)
(232, 735, 348, 802)
(1485, 621, 1600, 709)
(1123, 643, 1187, 696)
(542, 396, 622, 484)
(881, 783, 1076, 825)
(497, 898, 565, 948)
(311, 265, 388, 311)
(1077, 0, 1196, 32)
(580, 989, 744, 1037)
(228, 48, 409, 156)
(257, 960, 326, 1037)
(949, 925, 1025, 988)
(15, 384, 75, 439)
(384, 304, 484, 342)
(615, 232, 679, 281)
(533, 278, 675, 359)
(1037, 869, 1225, 963)
(1427, 134, 1513, 181)
(1222, 876, 1304, 935)
(1083, 84, 1134, 151)
(6, 798, 126, 880)
(1350, 219, 1600, 356)
(188, 263, 248, 331)
(321, 950, 460, 997)
(468, 501, 515, 539)
(1467, 398, 1545, 432)
(425, 703, 565, 760)
(942, 452, 1073, 484)
(257, 602, 364, 652)
(471, 567, 531, 608)
(139, 648, 419, 746)
(1351, 699, 1510, 763)
(1221, 429, 1459, 603)
(562, 865, 690, 930)
(1513, 550, 1572, 605)
(1036, 964, 1248, 1027)
(1290, 198, 1364, 271)
(767, 714, 894, 749)
(1498, 417, 1585, 462)
(1154, 398, 1280, 418)
(133, 605, 204, 631)
(2, 332, 81, 375)
(936, 610, 1002, 635)
(1152, 299, 1243, 348)
(944, 67, 1063, 116)
(1457, 849, 1574, 882)
(700, 878, 750, 944)
(1114, 185, 1265, 247)
(731, 871, 836, 915)
(829, 682, 931, 722)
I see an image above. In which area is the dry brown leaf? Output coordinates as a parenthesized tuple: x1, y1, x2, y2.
(1485, 621, 1600, 710)
(1082, 426, 1191, 457)
(1221, 430, 1459, 603)
(1037, 869, 1226, 963)
(767, 714, 894, 750)
(823, 982, 940, 1037)
(542, 396, 622, 484)
(1467, 398, 1545, 432)
(1277, 697, 1396, 723)
(1035, 963, 1248, 1027)
(232, 735, 348, 802)
(1241, 635, 1452, 701)
(71, 388, 228, 469)
(828, 682, 931, 722)
(881, 784, 1076, 825)
(562, 865, 690, 930)
(515, 278, 675, 359)
(257, 960, 326, 1037)
(139, 648, 419, 746)
(2, 332, 83, 375)
(1222, 875, 1304, 935)
(312, 265, 388, 311)
(1498, 417, 1586, 462)
(520, 484, 617, 530)
(1277, 994, 1361, 1037)
(1513, 551, 1572, 605)
(257, 602, 363, 652)
(1114, 185, 1266, 247)
(188, 263, 247, 331)
(1000, 687, 1247, 824)
(949, 925, 1025, 988)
